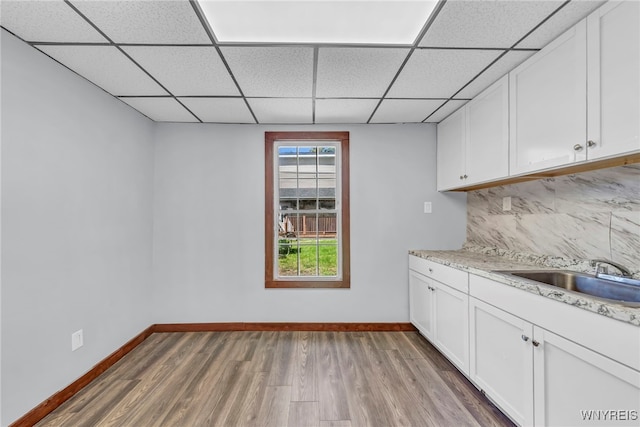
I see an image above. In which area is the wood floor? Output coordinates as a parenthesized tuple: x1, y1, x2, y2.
(36, 331, 514, 427)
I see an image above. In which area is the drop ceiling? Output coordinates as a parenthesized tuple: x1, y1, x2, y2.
(0, 0, 605, 124)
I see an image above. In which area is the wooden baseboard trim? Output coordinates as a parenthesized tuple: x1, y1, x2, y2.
(9, 326, 154, 427)
(152, 322, 417, 332)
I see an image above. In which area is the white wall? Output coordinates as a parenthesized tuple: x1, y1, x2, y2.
(1, 30, 155, 425)
(151, 123, 467, 323)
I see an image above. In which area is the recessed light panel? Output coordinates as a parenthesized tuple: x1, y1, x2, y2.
(198, 1, 438, 45)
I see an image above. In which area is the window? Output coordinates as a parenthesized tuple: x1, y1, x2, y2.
(265, 131, 350, 288)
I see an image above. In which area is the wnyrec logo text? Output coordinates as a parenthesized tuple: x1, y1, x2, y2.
(580, 410, 638, 421)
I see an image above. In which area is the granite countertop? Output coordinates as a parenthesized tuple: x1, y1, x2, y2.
(409, 248, 640, 327)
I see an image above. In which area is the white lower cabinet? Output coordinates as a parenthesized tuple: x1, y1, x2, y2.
(534, 327, 640, 427)
(432, 282, 469, 374)
(469, 297, 534, 426)
(409, 257, 469, 375)
(410, 258, 640, 426)
(409, 270, 434, 340)
(469, 295, 640, 427)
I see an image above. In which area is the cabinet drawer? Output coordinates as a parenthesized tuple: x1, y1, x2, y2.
(409, 256, 468, 293)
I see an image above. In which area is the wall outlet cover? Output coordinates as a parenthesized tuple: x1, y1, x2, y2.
(502, 196, 512, 211)
(71, 329, 83, 351)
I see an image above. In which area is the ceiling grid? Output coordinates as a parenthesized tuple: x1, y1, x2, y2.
(0, 0, 607, 124)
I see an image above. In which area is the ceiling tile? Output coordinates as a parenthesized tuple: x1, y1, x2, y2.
(69, 0, 210, 44)
(424, 100, 469, 123)
(0, 0, 107, 43)
(456, 51, 535, 99)
(178, 98, 255, 123)
(420, 0, 563, 48)
(516, 1, 606, 49)
(37, 45, 168, 96)
(387, 49, 501, 99)
(221, 47, 314, 97)
(316, 48, 409, 98)
(315, 99, 379, 124)
(119, 98, 198, 122)
(248, 98, 312, 124)
(122, 46, 239, 96)
(370, 99, 444, 123)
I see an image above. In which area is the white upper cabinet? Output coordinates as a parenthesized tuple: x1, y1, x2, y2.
(437, 75, 509, 191)
(437, 107, 465, 191)
(587, 1, 640, 160)
(509, 20, 588, 175)
(466, 75, 510, 184)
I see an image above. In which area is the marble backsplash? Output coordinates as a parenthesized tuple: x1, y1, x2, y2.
(465, 164, 640, 277)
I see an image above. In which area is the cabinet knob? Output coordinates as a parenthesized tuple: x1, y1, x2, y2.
(459, 175, 464, 180)
(587, 140, 596, 148)
(532, 340, 540, 347)
(573, 144, 583, 151)
(428, 268, 433, 273)
(463, 174, 468, 179)
(521, 335, 529, 342)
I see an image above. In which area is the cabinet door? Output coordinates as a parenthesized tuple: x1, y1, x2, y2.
(469, 297, 534, 426)
(409, 270, 434, 340)
(587, 1, 640, 159)
(436, 108, 466, 191)
(510, 20, 587, 175)
(533, 326, 640, 427)
(433, 282, 469, 375)
(466, 75, 509, 185)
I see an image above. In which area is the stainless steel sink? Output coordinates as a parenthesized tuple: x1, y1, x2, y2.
(492, 270, 640, 307)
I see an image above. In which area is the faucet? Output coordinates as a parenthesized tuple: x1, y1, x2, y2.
(590, 259, 633, 277)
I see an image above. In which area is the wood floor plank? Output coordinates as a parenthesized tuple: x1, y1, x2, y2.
(288, 401, 320, 427)
(93, 364, 175, 427)
(268, 331, 296, 386)
(316, 332, 351, 422)
(34, 331, 515, 427)
(72, 380, 140, 427)
(405, 356, 483, 427)
(254, 385, 292, 427)
(439, 370, 514, 427)
(334, 333, 398, 427)
(358, 334, 439, 427)
(292, 331, 318, 401)
(319, 421, 353, 427)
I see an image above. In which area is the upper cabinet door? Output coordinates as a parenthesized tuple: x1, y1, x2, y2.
(509, 20, 588, 175)
(587, 1, 640, 160)
(466, 75, 509, 185)
(437, 108, 466, 191)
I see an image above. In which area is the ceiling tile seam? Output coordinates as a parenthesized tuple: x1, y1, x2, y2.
(212, 42, 415, 49)
(512, 0, 572, 49)
(312, 47, 319, 124)
(62, 0, 204, 123)
(422, 0, 573, 123)
(0, 27, 156, 123)
(188, 0, 259, 124)
(366, 0, 448, 123)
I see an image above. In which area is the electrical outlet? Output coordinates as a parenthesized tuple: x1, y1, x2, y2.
(502, 196, 512, 212)
(423, 201, 432, 214)
(71, 329, 83, 351)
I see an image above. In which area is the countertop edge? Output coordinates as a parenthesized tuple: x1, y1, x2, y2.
(409, 250, 640, 327)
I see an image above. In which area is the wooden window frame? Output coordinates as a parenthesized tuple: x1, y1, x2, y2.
(265, 131, 350, 288)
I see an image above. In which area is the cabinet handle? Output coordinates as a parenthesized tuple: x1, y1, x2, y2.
(532, 340, 540, 347)
(521, 335, 529, 342)
(587, 140, 596, 148)
(573, 144, 583, 151)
